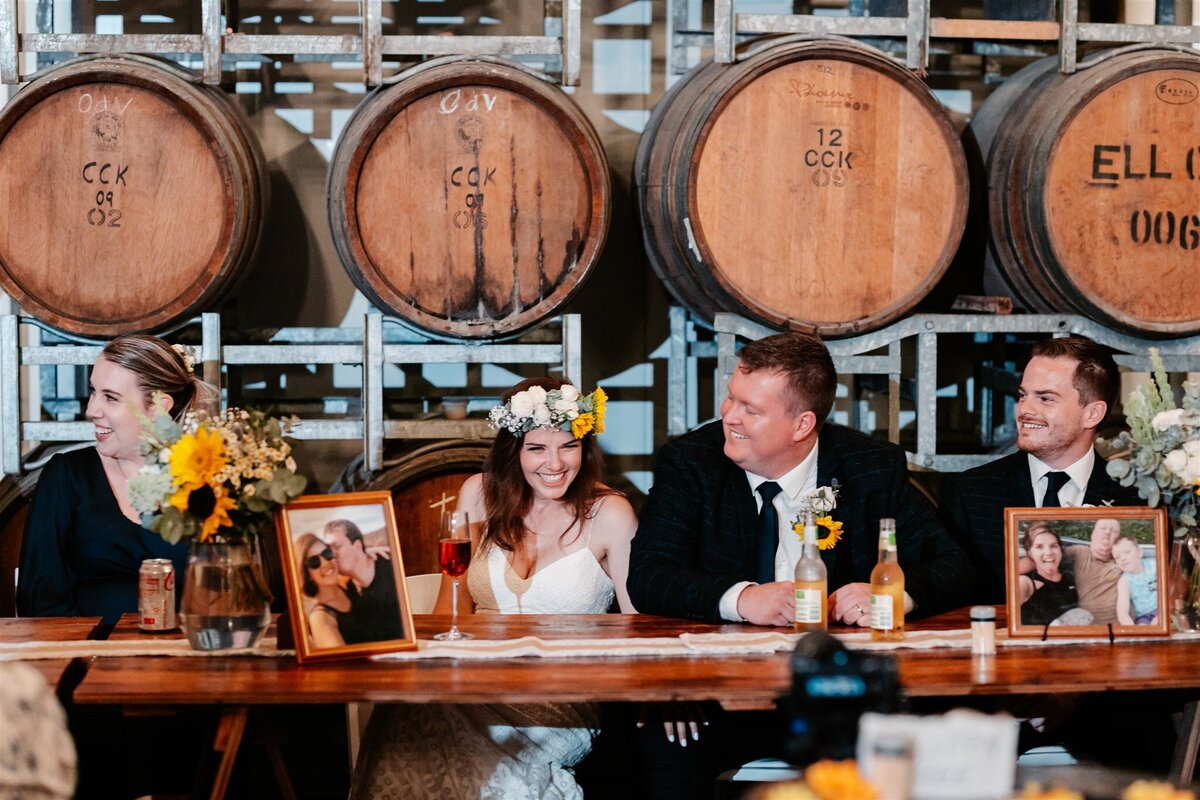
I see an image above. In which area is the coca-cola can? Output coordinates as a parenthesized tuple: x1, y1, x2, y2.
(139, 558, 176, 631)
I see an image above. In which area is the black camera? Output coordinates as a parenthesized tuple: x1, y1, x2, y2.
(785, 631, 904, 764)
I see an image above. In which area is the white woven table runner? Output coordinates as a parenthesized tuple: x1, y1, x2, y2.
(2, 629, 1196, 662)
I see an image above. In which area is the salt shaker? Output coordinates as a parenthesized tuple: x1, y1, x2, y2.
(970, 605, 996, 656)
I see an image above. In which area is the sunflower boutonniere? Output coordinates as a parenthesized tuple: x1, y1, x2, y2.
(792, 481, 842, 550)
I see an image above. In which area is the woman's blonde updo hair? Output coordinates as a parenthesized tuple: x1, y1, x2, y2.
(99, 334, 218, 421)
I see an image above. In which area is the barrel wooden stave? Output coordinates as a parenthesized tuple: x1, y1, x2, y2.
(984, 48, 1200, 337)
(329, 58, 610, 341)
(0, 54, 266, 337)
(331, 440, 492, 579)
(635, 39, 969, 337)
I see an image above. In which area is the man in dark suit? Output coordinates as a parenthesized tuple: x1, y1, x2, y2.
(941, 336, 1143, 605)
(626, 332, 973, 796)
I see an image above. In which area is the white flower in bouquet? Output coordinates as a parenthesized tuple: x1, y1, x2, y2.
(1105, 348, 1200, 537)
(532, 403, 553, 427)
(559, 385, 580, 403)
(525, 385, 548, 405)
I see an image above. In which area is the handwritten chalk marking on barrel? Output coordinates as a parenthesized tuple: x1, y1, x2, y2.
(77, 92, 133, 115)
(439, 89, 498, 115)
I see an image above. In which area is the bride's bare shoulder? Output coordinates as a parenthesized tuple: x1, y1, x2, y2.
(456, 474, 487, 514)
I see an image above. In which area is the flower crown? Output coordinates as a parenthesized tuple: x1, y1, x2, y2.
(488, 384, 607, 439)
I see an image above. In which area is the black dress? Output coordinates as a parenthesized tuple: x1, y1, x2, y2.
(16, 447, 189, 623)
(1021, 568, 1079, 626)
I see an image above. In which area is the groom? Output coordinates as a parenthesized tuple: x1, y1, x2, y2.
(626, 331, 973, 796)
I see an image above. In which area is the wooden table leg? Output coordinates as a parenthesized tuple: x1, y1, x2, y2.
(1170, 700, 1200, 785)
(209, 706, 249, 800)
(253, 710, 299, 800)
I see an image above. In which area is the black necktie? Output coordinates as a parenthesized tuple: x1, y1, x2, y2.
(756, 482, 783, 583)
(1042, 471, 1070, 507)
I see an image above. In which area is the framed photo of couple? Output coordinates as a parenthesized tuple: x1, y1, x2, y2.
(277, 491, 418, 663)
(1004, 506, 1170, 638)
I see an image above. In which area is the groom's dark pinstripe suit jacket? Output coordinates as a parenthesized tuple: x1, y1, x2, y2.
(627, 421, 974, 623)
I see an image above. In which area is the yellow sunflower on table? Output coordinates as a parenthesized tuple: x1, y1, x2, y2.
(168, 483, 236, 542)
(168, 426, 227, 489)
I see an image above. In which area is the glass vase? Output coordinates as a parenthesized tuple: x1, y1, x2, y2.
(1169, 528, 1200, 633)
(179, 540, 271, 651)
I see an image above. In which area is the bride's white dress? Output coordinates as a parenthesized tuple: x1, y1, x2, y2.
(350, 537, 615, 800)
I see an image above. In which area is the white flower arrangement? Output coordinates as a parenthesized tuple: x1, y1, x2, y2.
(487, 384, 607, 439)
(1106, 348, 1200, 537)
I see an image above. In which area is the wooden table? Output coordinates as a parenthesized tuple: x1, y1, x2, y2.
(74, 612, 1200, 706)
(0, 616, 101, 689)
(7, 611, 1200, 797)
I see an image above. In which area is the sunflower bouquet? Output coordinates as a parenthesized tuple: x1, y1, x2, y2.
(128, 399, 307, 545)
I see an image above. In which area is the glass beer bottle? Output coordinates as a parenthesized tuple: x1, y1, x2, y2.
(794, 510, 828, 632)
(870, 518, 905, 641)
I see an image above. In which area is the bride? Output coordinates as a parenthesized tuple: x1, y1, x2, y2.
(351, 377, 637, 800)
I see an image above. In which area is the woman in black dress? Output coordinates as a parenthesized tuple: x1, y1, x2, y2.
(16, 334, 216, 622)
(1018, 521, 1080, 626)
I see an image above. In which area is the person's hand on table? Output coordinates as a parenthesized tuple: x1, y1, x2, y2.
(636, 701, 709, 747)
(736, 581, 795, 627)
(830, 583, 873, 627)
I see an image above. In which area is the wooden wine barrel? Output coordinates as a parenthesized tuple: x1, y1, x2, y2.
(328, 57, 610, 341)
(635, 38, 968, 337)
(330, 440, 492, 578)
(981, 47, 1200, 337)
(0, 54, 267, 337)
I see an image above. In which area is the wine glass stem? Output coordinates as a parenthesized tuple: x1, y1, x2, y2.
(450, 578, 460, 635)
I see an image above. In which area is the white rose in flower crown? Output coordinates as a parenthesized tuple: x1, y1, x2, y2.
(526, 386, 548, 405)
(553, 398, 578, 415)
(532, 404, 552, 426)
(559, 385, 580, 403)
(510, 391, 535, 418)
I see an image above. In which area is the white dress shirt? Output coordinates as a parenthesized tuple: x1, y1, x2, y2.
(1028, 449, 1094, 507)
(718, 444, 819, 622)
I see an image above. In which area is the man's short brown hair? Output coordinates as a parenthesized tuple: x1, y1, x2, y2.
(1029, 336, 1119, 411)
(737, 332, 836, 424)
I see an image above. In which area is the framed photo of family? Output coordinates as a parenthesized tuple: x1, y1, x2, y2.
(277, 491, 418, 663)
(1004, 506, 1170, 638)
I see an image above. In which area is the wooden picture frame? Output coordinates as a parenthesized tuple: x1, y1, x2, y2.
(1005, 506, 1170, 638)
(277, 491, 418, 662)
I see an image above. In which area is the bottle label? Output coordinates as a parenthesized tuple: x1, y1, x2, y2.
(879, 530, 897, 551)
(795, 589, 823, 623)
(870, 593, 894, 630)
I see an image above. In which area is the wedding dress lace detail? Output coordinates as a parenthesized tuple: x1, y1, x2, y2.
(350, 539, 614, 800)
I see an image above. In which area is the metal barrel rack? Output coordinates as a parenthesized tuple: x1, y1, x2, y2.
(668, 0, 1200, 76)
(0, 312, 582, 475)
(661, 311, 1200, 474)
(1, 0, 582, 86)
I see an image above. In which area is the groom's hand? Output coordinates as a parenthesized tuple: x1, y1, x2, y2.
(736, 581, 795, 627)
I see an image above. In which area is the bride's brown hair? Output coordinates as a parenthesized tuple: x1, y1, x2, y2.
(481, 376, 615, 553)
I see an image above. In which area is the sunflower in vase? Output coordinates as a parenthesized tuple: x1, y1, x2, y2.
(127, 398, 307, 649)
